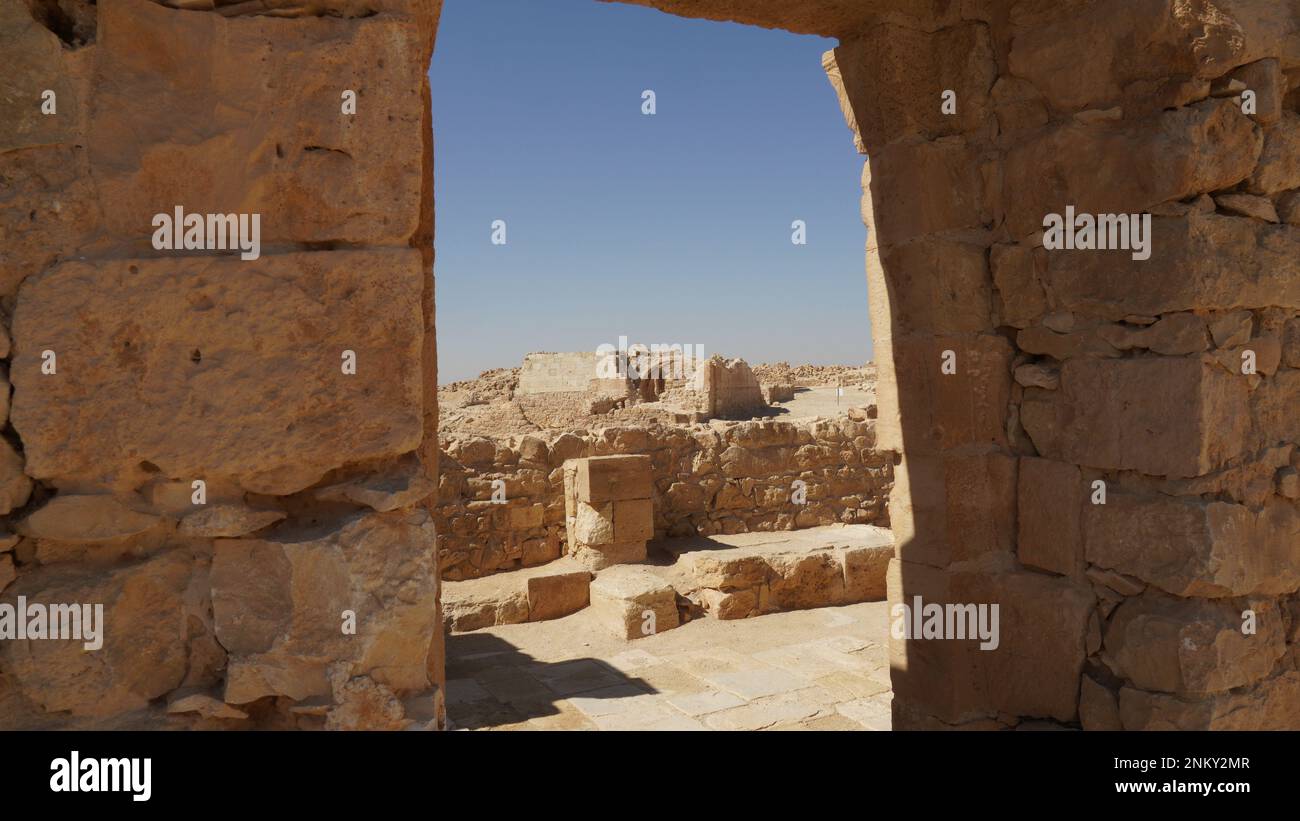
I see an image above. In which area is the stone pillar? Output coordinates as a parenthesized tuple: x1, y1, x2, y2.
(0, 0, 444, 730)
(563, 455, 654, 570)
(826, 0, 1300, 729)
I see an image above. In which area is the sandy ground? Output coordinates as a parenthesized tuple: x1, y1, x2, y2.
(446, 600, 893, 731)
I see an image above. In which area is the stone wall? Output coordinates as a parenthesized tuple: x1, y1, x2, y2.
(821, 0, 1300, 729)
(436, 416, 893, 580)
(516, 352, 601, 395)
(0, 0, 444, 730)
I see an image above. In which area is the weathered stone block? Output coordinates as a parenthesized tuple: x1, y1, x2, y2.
(212, 510, 437, 705)
(865, 137, 988, 245)
(11, 250, 424, 495)
(1104, 594, 1285, 694)
(1017, 458, 1083, 577)
(90, 0, 426, 247)
(891, 450, 1016, 568)
(1021, 358, 1249, 478)
(1120, 672, 1300, 730)
(588, 566, 679, 640)
(0, 547, 213, 719)
(612, 498, 653, 543)
(1002, 100, 1260, 238)
(1085, 494, 1300, 598)
(526, 571, 591, 623)
(573, 455, 652, 504)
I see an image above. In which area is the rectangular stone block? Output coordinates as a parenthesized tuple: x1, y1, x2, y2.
(10, 250, 424, 495)
(572, 501, 615, 546)
(887, 558, 1093, 725)
(588, 566, 679, 640)
(571, 541, 647, 572)
(526, 571, 591, 623)
(1021, 357, 1249, 479)
(574, 455, 652, 503)
(1085, 493, 1300, 598)
(612, 498, 653, 543)
(509, 503, 544, 530)
(890, 450, 1017, 569)
(1017, 457, 1083, 577)
(90, 0, 426, 247)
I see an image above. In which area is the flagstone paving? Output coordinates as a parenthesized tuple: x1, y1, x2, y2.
(445, 600, 893, 731)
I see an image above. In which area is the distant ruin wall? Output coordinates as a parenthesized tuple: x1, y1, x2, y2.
(516, 352, 600, 395)
(435, 417, 893, 580)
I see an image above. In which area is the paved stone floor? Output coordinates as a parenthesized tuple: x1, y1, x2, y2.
(446, 600, 893, 730)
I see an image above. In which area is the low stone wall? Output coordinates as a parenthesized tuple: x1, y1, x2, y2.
(436, 417, 893, 580)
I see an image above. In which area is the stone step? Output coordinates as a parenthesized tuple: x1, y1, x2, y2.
(443, 523, 894, 635)
(442, 558, 592, 633)
(649, 523, 893, 620)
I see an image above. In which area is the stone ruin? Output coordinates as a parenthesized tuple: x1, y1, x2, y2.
(2, 0, 1300, 731)
(515, 349, 768, 424)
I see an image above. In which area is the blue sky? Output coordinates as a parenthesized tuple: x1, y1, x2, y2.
(430, 0, 872, 383)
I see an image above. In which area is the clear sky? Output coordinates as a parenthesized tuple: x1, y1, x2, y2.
(430, 0, 872, 384)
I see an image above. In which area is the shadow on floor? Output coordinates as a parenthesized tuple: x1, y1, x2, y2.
(446, 631, 657, 730)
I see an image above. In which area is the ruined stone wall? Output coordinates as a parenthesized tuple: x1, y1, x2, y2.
(516, 352, 602, 395)
(436, 417, 893, 580)
(823, 0, 1300, 729)
(0, 0, 445, 729)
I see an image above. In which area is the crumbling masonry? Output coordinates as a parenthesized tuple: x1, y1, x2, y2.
(2, 0, 1300, 729)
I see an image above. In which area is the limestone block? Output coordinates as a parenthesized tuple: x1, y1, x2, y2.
(17, 494, 159, 543)
(866, 136, 988, 245)
(840, 542, 891, 602)
(612, 498, 653, 543)
(573, 501, 615, 546)
(570, 541, 646, 572)
(178, 505, 286, 538)
(1021, 358, 1249, 479)
(1085, 494, 1300, 598)
(11, 250, 424, 495)
(890, 450, 1016, 569)
(0, 439, 32, 516)
(830, 22, 996, 152)
(1230, 58, 1283, 125)
(312, 454, 435, 512)
(1017, 457, 1083, 577)
(526, 571, 591, 623)
(1001, 100, 1260, 238)
(589, 566, 679, 640)
(573, 455, 652, 504)
(1042, 215, 1300, 319)
(1248, 112, 1300, 194)
(886, 559, 1093, 725)
(990, 244, 1047, 329)
(877, 239, 992, 335)
(89, 0, 426, 247)
(1119, 672, 1300, 730)
(1079, 675, 1122, 731)
(212, 510, 438, 705)
(767, 553, 845, 611)
(1103, 594, 1286, 694)
(509, 503, 545, 531)
(0, 547, 213, 719)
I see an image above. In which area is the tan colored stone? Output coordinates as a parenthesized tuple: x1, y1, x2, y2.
(1215, 192, 1280, 222)
(573, 455, 652, 503)
(0, 553, 14, 593)
(1120, 672, 1300, 730)
(1045, 215, 1300, 320)
(589, 566, 679, 640)
(1022, 358, 1249, 478)
(1002, 100, 1260, 237)
(570, 541, 646, 571)
(1248, 112, 1300, 194)
(1104, 594, 1286, 693)
(612, 498, 653, 543)
(18, 494, 159, 543)
(90, 0, 426, 247)
(312, 455, 436, 512)
(1097, 313, 1208, 355)
(0, 547, 213, 718)
(1017, 458, 1082, 577)
(11, 251, 424, 495)
(0, 439, 32, 516)
(1231, 58, 1284, 125)
(212, 510, 438, 705)
(573, 501, 615, 546)
(1209, 310, 1256, 348)
(1086, 494, 1300, 598)
(178, 505, 285, 538)
(167, 692, 249, 720)
(526, 571, 591, 622)
(865, 136, 988, 245)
